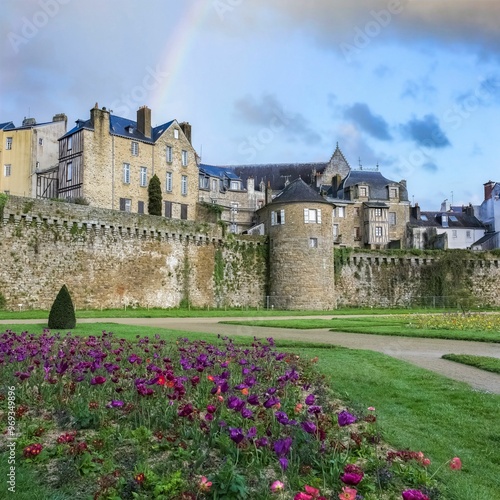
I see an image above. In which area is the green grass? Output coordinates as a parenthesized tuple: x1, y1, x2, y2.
(0, 306, 485, 321)
(221, 316, 500, 342)
(442, 354, 500, 374)
(1, 324, 499, 499)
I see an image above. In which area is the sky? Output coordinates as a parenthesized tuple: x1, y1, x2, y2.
(1, 0, 500, 210)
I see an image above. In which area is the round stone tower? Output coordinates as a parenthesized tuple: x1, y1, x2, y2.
(260, 178, 334, 310)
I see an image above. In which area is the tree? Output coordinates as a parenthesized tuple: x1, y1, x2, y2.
(48, 285, 76, 329)
(148, 174, 162, 216)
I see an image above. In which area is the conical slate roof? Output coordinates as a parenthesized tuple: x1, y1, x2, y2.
(271, 177, 330, 205)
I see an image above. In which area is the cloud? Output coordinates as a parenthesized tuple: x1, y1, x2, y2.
(233, 93, 322, 144)
(455, 75, 500, 108)
(400, 114, 451, 149)
(422, 161, 438, 173)
(401, 78, 437, 101)
(343, 103, 392, 141)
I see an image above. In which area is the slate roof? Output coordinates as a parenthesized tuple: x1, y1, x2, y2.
(199, 164, 240, 180)
(409, 211, 486, 228)
(61, 115, 175, 143)
(334, 169, 409, 201)
(225, 162, 327, 191)
(471, 231, 499, 246)
(271, 177, 331, 205)
(0, 122, 15, 130)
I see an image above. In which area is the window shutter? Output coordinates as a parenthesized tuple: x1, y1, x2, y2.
(119, 198, 125, 211)
(304, 208, 309, 223)
(280, 209, 285, 225)
(317, 209, 322, 224)
(271, 211, 275, 226)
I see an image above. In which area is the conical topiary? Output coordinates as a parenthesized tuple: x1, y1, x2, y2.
(48, 285, 76, 329)
(148, 174, 162, 216)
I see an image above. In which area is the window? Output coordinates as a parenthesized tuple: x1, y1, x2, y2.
(420, 214, 428, 221)
(67, 136, 72, 150)
(181, 175, 188, 195)
(230, 180, 241, 190)
(333, 224, 339, 237)
(181, 150, 188, 166)
(140, 167, 147, 187)
(131, 142, 139, 156)
(67, 161, 72, 182)
(466, 230, 471, 239)
(138, 201, 144, 214)
(38, 138, 43, 146)
(304, 208, 322, 224)
(452, 230, 458, 238)
(180, 204, 188, 220)
(212, 179, 218, 191)
(337, 206, 345, 218)
(359, 186, 367, 197)
(354, 226, 361, 240)
(354, 207, 360, 217)
(166, 146, 172, 163)
(309, 238, 318, 248)
(199, 175, 209, 189)
(389, 212, 396, 225)
(230, 223, 238, 234)
(119, 198, 131, 212)
(174, 129, 179, 139)
(231, 202, 238, 214)
(165, 201, 172, 218)
(449, 215, 458, 222)
(390, 187, 398, 198)
(374, 208, 382, 217)
(166, 172, 173, 192)
(4, 164, 11, 177)
(123, 163, 130, 184)
(375, 226, 383, 237)
(271, 209, 285, 226)
(6, 137, 12, 150)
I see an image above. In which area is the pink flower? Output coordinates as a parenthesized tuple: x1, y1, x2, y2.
(450, 457, 462, 470)
(402, 490, 430, 500)
(199, 476, 212, 492)
(422, 457, 431, 466)
(339, 486, 357, 500)
(270, 480, 284, 492)
(340, 472, 363, 485)
(367, 406, 376, 411)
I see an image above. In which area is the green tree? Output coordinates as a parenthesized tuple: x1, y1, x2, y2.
(148, 174, 162, 216)
(48, 285, 76, 329)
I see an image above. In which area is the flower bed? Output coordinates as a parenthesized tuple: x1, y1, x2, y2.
(0, 330, 459, 499)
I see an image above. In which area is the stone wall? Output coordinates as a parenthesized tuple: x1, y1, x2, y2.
(0, 196, 267, 310)
(335, 252, 500, 307)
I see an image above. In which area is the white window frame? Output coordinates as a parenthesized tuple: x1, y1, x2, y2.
(67, 161, 72, 182)
(271, 209, 285, 226)
(181, 175, 188, 195)
(338, 206, 345, 218)
(182, 150, 188, 166)
(304, 208, 322, 224)
(4, 164, 11, 177)
(6, 137, 12, 150)
(333, 224, 339, 237)
(166, 172, 173, 192)
(309, 237, 318, 248)
(166, 145, 172, 163)
(452, 229, 458, 238)
(140, 167, 147, 187)
(211, 179, 218, 191)
(123, 163, 130, 184)
(359, 186, 367, 197)
(174, 129, 179, 139)
(389, 212, 396, 225)
(374, 208, 383, 217)
(375, 226, 383, 237)
(230, 180, 240, 190)
(131, 141, 139, 156)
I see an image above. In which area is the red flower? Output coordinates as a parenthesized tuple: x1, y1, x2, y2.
(450, 457, 462, 470)
(134, 472, 145, 484)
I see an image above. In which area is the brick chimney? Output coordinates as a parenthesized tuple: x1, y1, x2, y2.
(90, 103, 110, 137)
(137, 106, 151, 138)
(179, 122, 192, 144)
(484, 180, 495, 201)
(412, 203, 421, 220)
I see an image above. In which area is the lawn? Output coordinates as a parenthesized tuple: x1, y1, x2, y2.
(221, 314, 500, 343)
(0, 323, 498, 499)
(441, 354, 500, 374)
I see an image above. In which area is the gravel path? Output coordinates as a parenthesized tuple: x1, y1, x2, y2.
(3, 316, 500, 394)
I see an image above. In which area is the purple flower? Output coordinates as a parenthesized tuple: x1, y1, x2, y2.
(247, 394, 260, 406)
(128, 354, 141, 364)
(307, 405, 322, 415)
(305, 394, 315, 405)
(247, 427, 257, 439)
(402, 490, 430, 500)
(107, 400, 124, 408)
(278, 457, 288, 471)
(273, 437, 292, 456)
(338, 410, 357, 426)
(340, 473, 364, 486)
(227, 395, 245, 411)
(241, 407, 253, 419)
(178, 404, 194, 417)
(275, 411, 291, 425)
(301, 421, 317, 434)
(229, 427, 245, 444)
(263, 396, 280, 408)
(255, 437, 269, 448)
(90, 376, 106, 385)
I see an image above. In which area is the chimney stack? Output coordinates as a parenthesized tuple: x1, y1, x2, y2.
(247, 176, 254, 193)
(179, 122, 192, 144)
(265, 181, 273, 205)
(412, 203, 421, 220)
(137, 106, 151, 138)
(484, 180, 495, 201)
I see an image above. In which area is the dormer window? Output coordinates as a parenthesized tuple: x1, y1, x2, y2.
(126, 125, 134, 134)
(230, 180, 241, 190)
(359, 186, 368, 197)
(389, 187, 398, 199)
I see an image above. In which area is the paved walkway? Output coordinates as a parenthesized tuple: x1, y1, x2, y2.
(3, 316, 500, 394)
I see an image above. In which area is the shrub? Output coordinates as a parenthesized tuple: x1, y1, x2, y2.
(0, 291, 6, 310)
(48, 285, 76, 329)
(148, 174, 162, 216)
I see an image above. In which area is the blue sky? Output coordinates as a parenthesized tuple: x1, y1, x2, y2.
(2, 0, 499, 209)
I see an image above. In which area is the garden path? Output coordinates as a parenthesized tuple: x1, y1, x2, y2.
(75, 316, 500, 394)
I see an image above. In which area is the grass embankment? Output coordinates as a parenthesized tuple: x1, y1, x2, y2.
(222, 315, 500, 343)
(0, 324, 499, 498)
(442, 354, 500, 374)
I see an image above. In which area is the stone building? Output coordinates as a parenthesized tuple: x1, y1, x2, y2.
(256, 177, 335, 310)
(474, 180, 500, 250)
(58, 104, 198, 220)
(198, 163, 265, 233)
(0, 115, 67, 198)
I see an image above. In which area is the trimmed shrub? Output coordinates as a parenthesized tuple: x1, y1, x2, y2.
(148, 174, 162, 216)
(48, 285, 76, 329)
